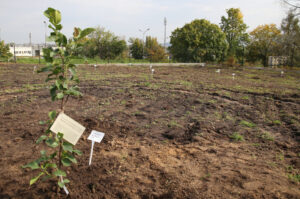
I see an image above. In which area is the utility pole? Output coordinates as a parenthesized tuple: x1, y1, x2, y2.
(139, 28, 150, 59)
(44, 21, 47, 47)
(29, 32, 31, 45)
(164, 17, 167, 49)
(13, 43, 16, 63)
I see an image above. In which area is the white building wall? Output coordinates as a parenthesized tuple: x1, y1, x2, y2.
(9, 46, 33, 57)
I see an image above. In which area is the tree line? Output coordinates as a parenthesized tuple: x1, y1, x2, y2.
(169, 8, 300, 66)
(1, 3, 300, 66)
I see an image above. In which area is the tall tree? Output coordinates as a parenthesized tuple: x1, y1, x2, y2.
(129, 38, 144, 59)
(220, 8, 249, 61)
(281, 10, 300, 66)
(86, 27, 127, 61)
(247, 24, 282, 66)
(145, 36, 166, 62)
(169, 19, 228, 62)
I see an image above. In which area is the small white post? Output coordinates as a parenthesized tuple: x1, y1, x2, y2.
(232, 73, 236, 80)
(33, 66, 37, 74)
(89, 140, 95, 166)
(87, 130, 105, 166)
(60, 176, 69, 195)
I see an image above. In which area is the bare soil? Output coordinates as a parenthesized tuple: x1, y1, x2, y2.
(0, 63, 299, 199)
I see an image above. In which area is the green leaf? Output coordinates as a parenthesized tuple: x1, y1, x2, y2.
(53, 10, 61, 24)
(22, 161, 39, 170)
(53, 169, 66, 177)
(44, 8, 61, 25)
(63, 179, 70, 184)
(56, 92, 64, 99)
(30, 172, 44, 185)
(50, 152, 57, 159)
(50, 86, 57, 101)
(42, 175, 52, 181)
(40, 150, 46, 156)
(58, 181, 65, 188)
(73, 149, 82, 156)
(48, 111, 56, 120)
(37, 66, 52, 73)
(65, 153, 77, 164)
(45, 138, 59, 148)
(62, 142, 73, 152)
(57, 132, 64, 139)
(36, 135, 47, 144)
(45, 163, 57, 169)
(79, 28, 95, 40)
(61, 158, 72, 166)
(39, 121, 47, 125)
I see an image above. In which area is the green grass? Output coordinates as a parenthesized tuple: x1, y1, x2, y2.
(240, 120, 256, 128)
(288, 174, 300, 183)
(260, 132, 275, 141)
(242, 96, 249, 100)
(230, 132, 244, 142)
(273, 120, 281, 125)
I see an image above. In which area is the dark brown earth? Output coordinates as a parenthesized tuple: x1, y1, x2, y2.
(0, 63, 299, 199)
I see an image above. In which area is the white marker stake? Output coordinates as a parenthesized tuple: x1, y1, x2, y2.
(88, 130, 105, 166)
(60, 176, 69, 195)
(33, 66, 37, 74)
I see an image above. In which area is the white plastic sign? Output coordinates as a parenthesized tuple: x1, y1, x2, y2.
(88, 130, 105, 143)
(88, 130, 105, 166)
(50, 113, 86, 145)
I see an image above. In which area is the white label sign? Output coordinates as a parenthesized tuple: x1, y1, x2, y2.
(50, 113, 86, 145)
(88, 130, 105, 143)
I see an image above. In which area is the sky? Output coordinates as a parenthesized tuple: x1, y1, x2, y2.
(0, 0, 291, 44)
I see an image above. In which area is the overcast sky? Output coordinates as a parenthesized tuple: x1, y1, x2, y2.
(0, 0, 290, 44)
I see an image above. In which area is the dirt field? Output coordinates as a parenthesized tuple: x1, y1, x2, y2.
(0, 63, 299, 199)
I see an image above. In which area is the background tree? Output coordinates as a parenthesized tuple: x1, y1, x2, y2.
(0, 41, 12, 59)
(281, 10, 300, 66)
(85, 27, 127, 61)
(129, 38, 144, 59)
(283, 0, 300, 9)
(220, 8, 249, 62)
(169, 19, 228, 62)
(247, 24, 282, 66)
(145, 36, 166, 62)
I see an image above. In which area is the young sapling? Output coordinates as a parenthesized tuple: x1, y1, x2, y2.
(22, 7, 94, 191)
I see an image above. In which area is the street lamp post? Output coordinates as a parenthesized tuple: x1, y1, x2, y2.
(43, 21, 47, 47)
(139, 28, 150, 59)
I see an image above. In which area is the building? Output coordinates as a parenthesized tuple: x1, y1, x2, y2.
(9, 44, 54, 57)
(268, 56, 288, 67)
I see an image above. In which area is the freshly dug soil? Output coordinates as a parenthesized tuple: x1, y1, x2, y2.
(0, 63, 299, 198)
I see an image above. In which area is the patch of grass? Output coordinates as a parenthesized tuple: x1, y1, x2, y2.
(201, 173, 211, 180)
(242, 96, 249, 100)
(288, 174, 300, 183)
(273, 120, 281, 125)
(276, 153, 285, 161)
(240, 120, 256, 128)
(230, 132, 244, 142)
(120, 100, 127, 105)
(167, 120, 183, 128)
(252, 143, 261, 147)
(260, 132, 275, 141)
